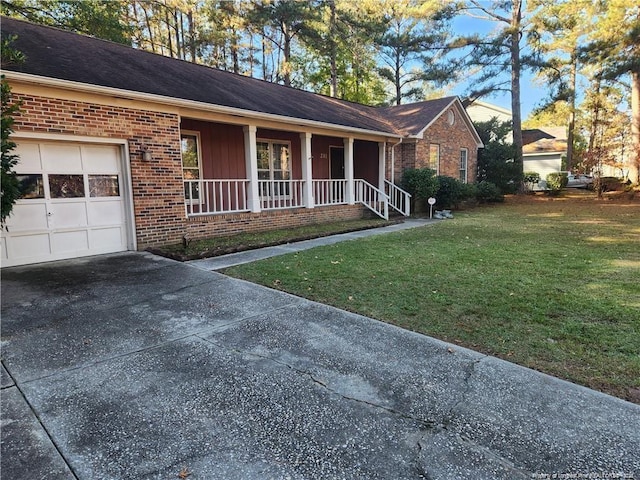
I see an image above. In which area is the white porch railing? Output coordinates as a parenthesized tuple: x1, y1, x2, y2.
(385, 180, 411, 216)
(185, 179, 250, 216)
(185, 177, 409, 220)
(259, 179, 305, 210)
(355, 179, 388, 220)
(313, 179, 348, 206)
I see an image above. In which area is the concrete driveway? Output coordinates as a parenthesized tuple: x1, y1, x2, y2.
(1, 252, 639, 479)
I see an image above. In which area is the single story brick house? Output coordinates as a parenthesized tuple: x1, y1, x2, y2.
(1, 17, 482, 267)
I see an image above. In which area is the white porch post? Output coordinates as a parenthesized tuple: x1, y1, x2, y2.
(243, 125, 261, 213)
(344, 137, 355, 205)
(300, 132, 314, 209)
(378, 141, 386, 191)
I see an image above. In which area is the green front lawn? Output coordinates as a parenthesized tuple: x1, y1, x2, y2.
(223, 194, 640, 403)
(152, 218, 396, 260)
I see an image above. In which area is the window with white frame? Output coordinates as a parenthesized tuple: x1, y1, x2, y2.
(428, 144, 440, 174)
(257, 139, 291, 196)
(459, 148, 468, 183)
(181, 131, 202, 201)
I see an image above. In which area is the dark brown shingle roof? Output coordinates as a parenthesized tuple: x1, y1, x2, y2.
(378, 97, 457, 136)
(1, 16, 476, 140)
(522, 127, 567, 153)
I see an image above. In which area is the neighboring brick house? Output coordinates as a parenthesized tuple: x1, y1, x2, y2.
(1, 17, 481, 267)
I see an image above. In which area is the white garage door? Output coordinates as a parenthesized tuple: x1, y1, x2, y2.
(1, 140, 130, 267)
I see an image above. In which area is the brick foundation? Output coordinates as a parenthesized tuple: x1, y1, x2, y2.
(185, 204, 368, 242)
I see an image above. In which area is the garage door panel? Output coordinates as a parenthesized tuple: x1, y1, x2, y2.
(41, 144, 83, 171)
(82, 145, 120, 172)
(88, 201, 124, 227)
(5, 203, 49, 231)
(2, 140, 130, 267)
(6, 233, 52, 260)
(51, 230, 89, 254)
(90, 227, 124, 250)
(14, 143, 42, 171)
(50, 202, 88, 229)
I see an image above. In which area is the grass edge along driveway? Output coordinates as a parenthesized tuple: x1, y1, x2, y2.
(223, 197, 640, 404)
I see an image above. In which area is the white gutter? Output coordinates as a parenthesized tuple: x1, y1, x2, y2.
(6, 71, 403, 140)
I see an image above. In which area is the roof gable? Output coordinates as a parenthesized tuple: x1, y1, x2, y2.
(381, 97, 483, 147)
(378, 97, 457, 136)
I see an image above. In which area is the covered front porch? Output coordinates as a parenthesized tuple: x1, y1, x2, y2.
(180, 119, 410, 221)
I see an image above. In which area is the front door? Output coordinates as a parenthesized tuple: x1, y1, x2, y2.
(330, 146, 345, 179)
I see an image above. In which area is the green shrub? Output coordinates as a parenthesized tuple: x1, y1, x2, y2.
(476, 181, 504, 203)
(474, 118, 521, 193)
(435, 175, 463, 208)
(460, 182, 478, 201)
(523, 171, 540, 184)
(546, 172, 568, 194)
(401, 168, 438, 212)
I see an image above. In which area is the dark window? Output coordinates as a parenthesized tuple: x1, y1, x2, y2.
(49, 174, 85, 198)
(89, 175, 120, 197)
(18, 174, 45, 199)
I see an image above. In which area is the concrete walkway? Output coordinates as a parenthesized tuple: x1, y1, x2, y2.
(1, 246, 639, 478)
(187, 217, 435, 270)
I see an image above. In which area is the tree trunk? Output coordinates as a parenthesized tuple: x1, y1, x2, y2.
(329, 0, 338, 98)
(176, 9, 183, 60)
(395, 51, 401, 105)
(261, 29, 268, 81)
(632, 71, 640, 184)
(187, 10, 196, 62)
(282, 22, 291, 87)
(142, 3, 156, 53)
(510, 0, 523, 165)
(566, 53, 577, 172)
(164, 3, 173, 57)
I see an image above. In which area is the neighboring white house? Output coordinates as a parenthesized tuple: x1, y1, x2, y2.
(465, 101, 575, 188)
(465, 100, 513, 124)
(464, 99, 513, 144)
(522, 127, 567, 189)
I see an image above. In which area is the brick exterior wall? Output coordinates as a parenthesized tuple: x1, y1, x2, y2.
(15, 94, 187, 248)
(186, 205, 368, 240)
(388, 104, 479, 186)
(14, 93, 370, 249)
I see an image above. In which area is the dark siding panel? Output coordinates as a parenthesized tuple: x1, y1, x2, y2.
(180, 119, 245, 179)
(312, 135, 343, 179)
(354, 140, 379, 185)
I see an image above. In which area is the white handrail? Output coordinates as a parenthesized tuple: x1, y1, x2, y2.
(384, 180, 411, 216)
(355, 179, 388, 220)
(185, 178, 403, 219)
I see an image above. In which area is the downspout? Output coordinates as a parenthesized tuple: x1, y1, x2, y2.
(390, 138, 403, 185)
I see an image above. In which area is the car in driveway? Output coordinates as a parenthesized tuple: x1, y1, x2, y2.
(566, 174, 594, 188)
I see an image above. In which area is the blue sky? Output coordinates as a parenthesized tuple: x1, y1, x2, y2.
(444, 13, 549, 119)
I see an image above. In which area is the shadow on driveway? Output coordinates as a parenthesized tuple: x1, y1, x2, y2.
(2, 252, 639, 479)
